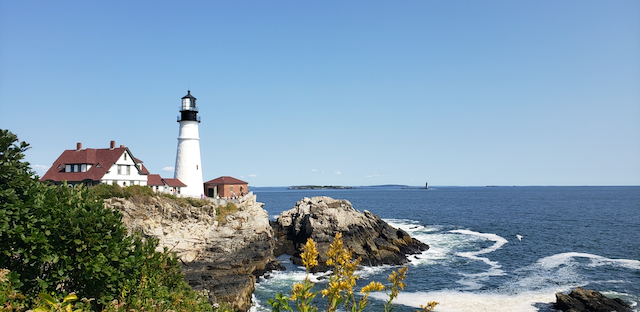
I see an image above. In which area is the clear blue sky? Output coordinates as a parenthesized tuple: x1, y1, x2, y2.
(1, 1, 639, 187)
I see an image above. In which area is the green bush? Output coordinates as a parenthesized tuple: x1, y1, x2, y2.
(0, 129, 225, 311)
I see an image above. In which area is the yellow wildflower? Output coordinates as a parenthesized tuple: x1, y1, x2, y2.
(360, 281, 384, 294)
(301, 238, 319, 270)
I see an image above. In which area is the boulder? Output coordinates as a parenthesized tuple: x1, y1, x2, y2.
(106, 194, 282, 311)
(272, 196, 428, 271)
(555, 287, 632, 312)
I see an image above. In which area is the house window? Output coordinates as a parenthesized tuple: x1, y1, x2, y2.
(66, 165, 72, 172)
(81, 164, 87, 172)
(124, 153, 127, 160)
(230, 185, 234, 192)
(118, 165, 130, 175)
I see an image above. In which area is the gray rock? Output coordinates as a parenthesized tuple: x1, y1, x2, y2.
(272, 196, 428, 271)
(555, 287, 632, 312)
(106, 194, 282, 312)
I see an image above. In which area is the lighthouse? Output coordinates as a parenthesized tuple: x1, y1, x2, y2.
(174, 90, 204, 197)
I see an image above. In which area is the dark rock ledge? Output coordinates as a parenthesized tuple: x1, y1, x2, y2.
(555, 287, 632, 312)
(271, 196, 429, 271)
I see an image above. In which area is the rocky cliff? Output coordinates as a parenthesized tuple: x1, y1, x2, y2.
(105, 194, 279, 312)
(272, 196, 429, 271)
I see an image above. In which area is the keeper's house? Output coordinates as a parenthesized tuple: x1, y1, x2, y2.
(204, 176, 248, 198)
(41, 141, 184, 196)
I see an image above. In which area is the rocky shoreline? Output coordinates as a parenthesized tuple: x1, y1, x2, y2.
(106, 194, 428, 311)
(106, 194, 635, 312)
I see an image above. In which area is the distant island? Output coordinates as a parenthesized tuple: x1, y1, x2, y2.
(287, 185, 355, 190)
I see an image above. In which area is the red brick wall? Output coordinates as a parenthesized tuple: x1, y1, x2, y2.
(205, 183, 248, 198)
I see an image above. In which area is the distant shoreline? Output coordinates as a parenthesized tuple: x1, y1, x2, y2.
(287, 185, 355, 190)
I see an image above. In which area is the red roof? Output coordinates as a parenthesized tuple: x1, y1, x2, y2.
(204, 176, 248, 185)
(163, 178, 187, 187)
(139, 163, 150, 175)
(147, 174, 164, 186)
(41, 147, 128, 183)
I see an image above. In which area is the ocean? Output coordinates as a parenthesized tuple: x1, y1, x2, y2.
(250, 186, 640, 312)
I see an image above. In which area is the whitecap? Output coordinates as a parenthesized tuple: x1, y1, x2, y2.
(383, 219, 467, 266)
(448, 229, 508, 289)
(536, 252, 640, 271)
(371, 290, 557, 312)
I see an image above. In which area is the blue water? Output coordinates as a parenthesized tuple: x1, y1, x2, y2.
(250, 186, 640, 312)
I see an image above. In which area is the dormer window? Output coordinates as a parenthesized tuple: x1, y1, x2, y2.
(64, 164, 89, 172)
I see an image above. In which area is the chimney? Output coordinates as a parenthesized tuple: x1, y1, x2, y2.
(76, 142, 82, 151)
(110, 140, 115, 149)
(120, 145, 124, 148)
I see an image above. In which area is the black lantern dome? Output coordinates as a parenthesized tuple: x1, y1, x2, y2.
(178, 90, 200, 122)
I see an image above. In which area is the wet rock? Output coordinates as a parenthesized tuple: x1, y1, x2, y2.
(555, 287, 632, 312)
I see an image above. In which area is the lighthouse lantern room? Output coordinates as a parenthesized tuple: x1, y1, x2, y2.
(174, 90, 204, 197)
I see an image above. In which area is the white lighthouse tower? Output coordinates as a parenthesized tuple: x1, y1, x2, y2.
(174, 90, 204, 197)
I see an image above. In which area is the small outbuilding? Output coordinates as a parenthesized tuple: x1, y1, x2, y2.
(204, 176, 248, 199)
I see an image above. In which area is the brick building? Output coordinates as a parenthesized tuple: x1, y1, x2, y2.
(204, 176, 248, 199)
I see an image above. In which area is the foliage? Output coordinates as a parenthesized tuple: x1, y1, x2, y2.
(215, 202, 238, 225)
(268, 234, 438, 312)
(88, 184, 154, 200)
(0, 130, 226, 311)
(1, 268, 28, 311)
(33, 292, 87, 312)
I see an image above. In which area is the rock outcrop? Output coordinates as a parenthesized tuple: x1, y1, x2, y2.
(555, 287, 632, 312)
(105, 194, 280, 312)
(272, 196, 428, 270)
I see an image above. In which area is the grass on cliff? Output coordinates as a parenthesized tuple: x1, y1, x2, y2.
(159, 193, 209, 207)
(216, 202, 238, 225)
(89, 184, 238, 225)
(89, 184, 212, 208)
(89, 183, 155, 200)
